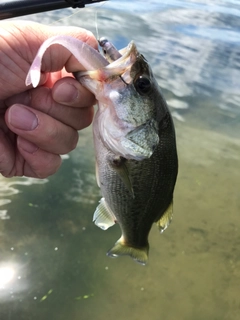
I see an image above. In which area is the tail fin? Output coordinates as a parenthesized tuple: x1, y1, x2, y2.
(107, 238, 149, 265)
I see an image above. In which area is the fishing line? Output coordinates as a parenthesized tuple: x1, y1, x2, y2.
(94, 1, 107, 41)
(48, 8, 81, 25)
(95, 8, 99, 41)
(48, 0, 107, 42)
(48, 2, 96, 26)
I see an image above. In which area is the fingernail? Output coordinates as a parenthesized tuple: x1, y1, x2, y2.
(9, 105, 38, 131)
(18, 137, 38, 154)
(54, 83, 78, 103)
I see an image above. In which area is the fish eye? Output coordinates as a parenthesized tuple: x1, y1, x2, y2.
(134, 76, 152, 95)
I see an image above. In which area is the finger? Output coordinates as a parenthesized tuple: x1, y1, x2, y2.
(5, 104, 79, 155)
(5, 84, 94, 130)
(0, 130, 62, 178)
(17, 137, 62, 178)
(0, 128, 15, 177)
(52, 77, 97, 107)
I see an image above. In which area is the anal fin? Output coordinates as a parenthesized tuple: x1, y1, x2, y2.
(156, 201, 173, 233)
(93, 198, 116, 230)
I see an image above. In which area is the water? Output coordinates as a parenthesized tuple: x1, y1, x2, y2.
(0, 0, 240, 319)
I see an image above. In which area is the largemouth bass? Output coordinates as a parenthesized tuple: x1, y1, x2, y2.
(26, 35, 178, 265)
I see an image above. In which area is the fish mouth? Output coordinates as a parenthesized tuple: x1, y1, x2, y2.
(77, 41, 138, 82)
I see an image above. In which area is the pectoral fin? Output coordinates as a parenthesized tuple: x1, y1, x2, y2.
(156, 201, 173, 233)
(95, 161, 100, 188)
(93, 198, 116, 230)
(108, 156, 134, 198)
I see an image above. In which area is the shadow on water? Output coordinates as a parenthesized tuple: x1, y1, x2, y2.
(1, 1, 240, 319)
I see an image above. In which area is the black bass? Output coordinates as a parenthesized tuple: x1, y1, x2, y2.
(26, 35, 178, 265)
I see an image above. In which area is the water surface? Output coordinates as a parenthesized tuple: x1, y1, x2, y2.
(0, 1, 239, 319)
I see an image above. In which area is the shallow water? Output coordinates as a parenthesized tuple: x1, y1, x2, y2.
(0, 1, 240, 319)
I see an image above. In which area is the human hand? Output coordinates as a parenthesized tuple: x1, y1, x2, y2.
(0, 21, 97, 178)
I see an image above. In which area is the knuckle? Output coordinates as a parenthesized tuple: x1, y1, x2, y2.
(84, 31, 98, 49)
(35, 155, 62, 179)
(45, 125, 59, 145)
(45, 125, 79, 154)
(66, 131, 79, 153)
(75, 107, 94, 130)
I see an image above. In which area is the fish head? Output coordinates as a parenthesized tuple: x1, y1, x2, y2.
(77, 41, 168, 160)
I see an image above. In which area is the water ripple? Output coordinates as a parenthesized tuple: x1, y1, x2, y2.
(0, 177, 48, 218)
